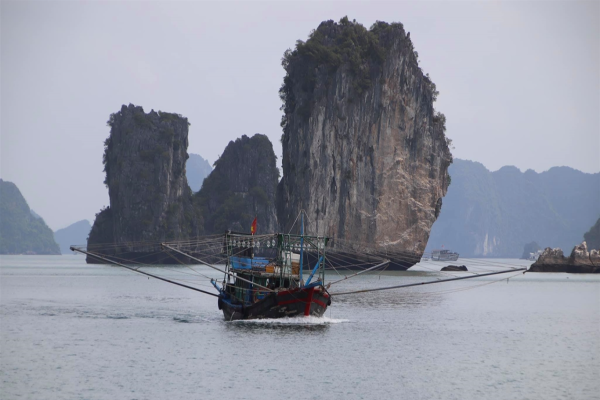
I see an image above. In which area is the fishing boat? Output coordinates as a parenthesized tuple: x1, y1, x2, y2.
(71, 213, 524, 320)
(74, 214, 336, 320)
(214, 231, 331, 320)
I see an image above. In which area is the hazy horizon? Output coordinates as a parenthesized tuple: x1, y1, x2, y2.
(2, 1, 598, 230)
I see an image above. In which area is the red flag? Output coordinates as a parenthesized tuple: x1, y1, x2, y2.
(251, 217, 257, 235)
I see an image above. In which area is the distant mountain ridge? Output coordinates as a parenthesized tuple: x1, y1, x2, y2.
(584, 218, 600, 251)
(186, 153, 212, 192)
(427, 160, 600, 257)
(54, 220, 92, 254)
(0, 179, 60, 255)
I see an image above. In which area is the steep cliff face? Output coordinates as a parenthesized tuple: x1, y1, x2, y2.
(87, 104, 201, 262)
(277, 19, 452, 263)
(196, 134, 279, 234)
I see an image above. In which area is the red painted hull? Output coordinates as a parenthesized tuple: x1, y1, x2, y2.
(219, 286, 331, 320)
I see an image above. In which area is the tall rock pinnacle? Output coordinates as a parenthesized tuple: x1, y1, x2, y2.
(87, 104, 201, 263)
(276, 18, 452, 267)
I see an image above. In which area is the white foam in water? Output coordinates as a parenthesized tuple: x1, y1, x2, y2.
(231, 315, 348, 325)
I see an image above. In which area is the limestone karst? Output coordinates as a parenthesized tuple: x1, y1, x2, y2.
(195, 134, 279, 235)
(276, 18, 452, 268)
(0, 179, 60, 255)
(87, 104, 201, 263)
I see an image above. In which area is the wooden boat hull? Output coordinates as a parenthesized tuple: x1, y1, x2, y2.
(218, 286, 331, 321)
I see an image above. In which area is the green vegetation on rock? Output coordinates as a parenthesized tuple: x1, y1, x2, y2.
(0, 179, 60, 255)
(277, 18, 452, 260)
(279, 17, 442, 134)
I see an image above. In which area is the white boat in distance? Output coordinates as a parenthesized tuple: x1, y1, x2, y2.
(431, 249, 460, 262)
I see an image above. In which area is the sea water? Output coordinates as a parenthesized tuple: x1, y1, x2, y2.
(1, 255, 599, 400)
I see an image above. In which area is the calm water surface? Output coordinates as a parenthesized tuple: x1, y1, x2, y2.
(1, 255, 599, 400)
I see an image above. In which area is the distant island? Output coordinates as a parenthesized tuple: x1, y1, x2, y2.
(54, 220, 91, 254)
(186, 153, 212, 192)
(521, 241, 542, 260)
(530, 241, 599, 273)
(427, 160, 600, 258)
(0, 179, 60, 255)
(584, 218, 600, 251)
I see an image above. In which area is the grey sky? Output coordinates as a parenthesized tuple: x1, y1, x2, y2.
(1, 1, 598, 230)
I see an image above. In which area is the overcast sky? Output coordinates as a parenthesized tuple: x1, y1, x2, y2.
(1, 1, 598, 230)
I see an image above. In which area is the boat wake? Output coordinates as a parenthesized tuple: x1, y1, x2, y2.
(230, 315, 348, 325)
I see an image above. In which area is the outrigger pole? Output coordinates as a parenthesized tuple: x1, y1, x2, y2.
(328, 260, 391, 286)
(330, 267, 526, 296)
(70, 246, 219, 297)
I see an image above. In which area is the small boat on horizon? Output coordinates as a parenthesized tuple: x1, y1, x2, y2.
(431, 249, 459, 262)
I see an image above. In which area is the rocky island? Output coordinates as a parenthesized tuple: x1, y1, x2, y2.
(86, 18, 454, 269)
(195, 134, 279, 234)
(529, 241, 600, 273)
(87, 104, 201, 263)
(0, 179, 60, 255)
(54, 219, 91, 254)
(441, 265, 468, 272)
(276, 18, 452, 268)
(529, 219, 600, 273)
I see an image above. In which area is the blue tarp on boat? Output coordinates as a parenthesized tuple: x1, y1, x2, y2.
(230, 256, 270, 270)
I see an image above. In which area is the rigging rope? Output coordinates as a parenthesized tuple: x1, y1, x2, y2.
(71, 247, 219, 297)
(329, 267, 526, 296)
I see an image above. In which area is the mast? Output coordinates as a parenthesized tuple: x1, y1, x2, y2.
(299, 211, 304, 286)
